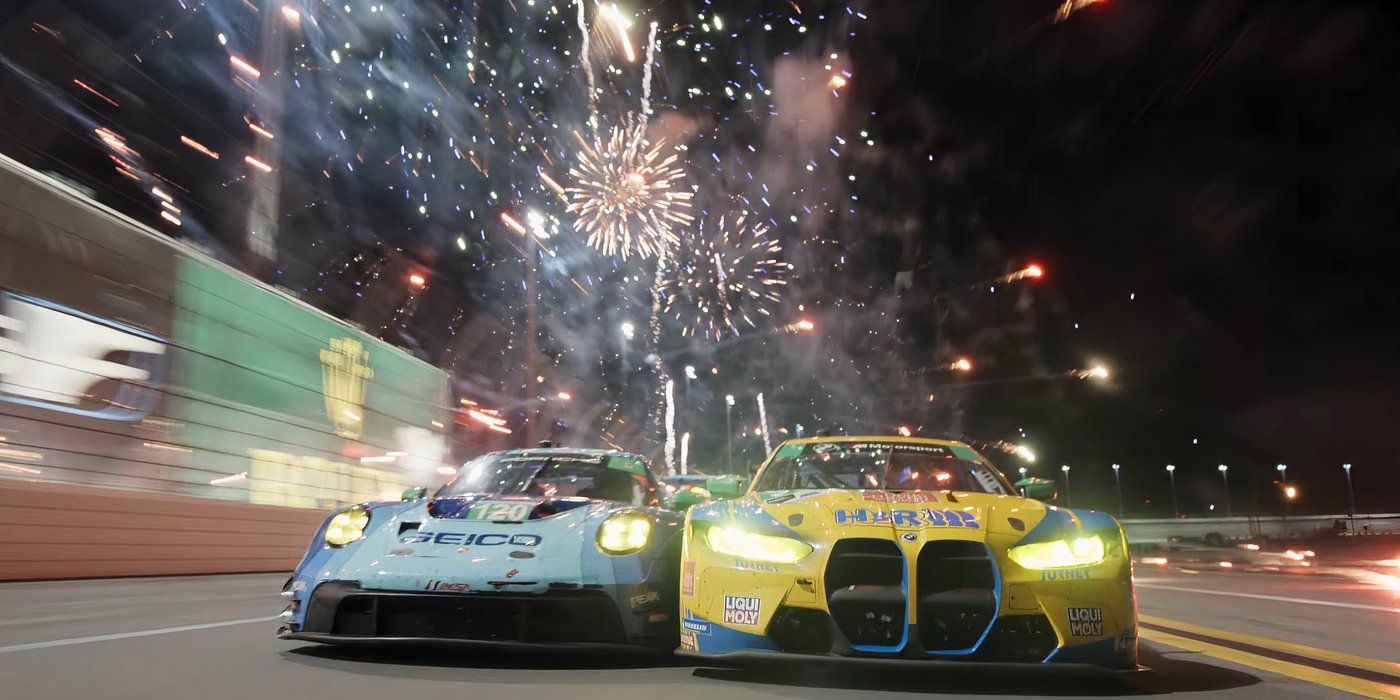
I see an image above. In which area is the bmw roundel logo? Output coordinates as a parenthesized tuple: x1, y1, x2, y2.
(900, 531, 919, 542)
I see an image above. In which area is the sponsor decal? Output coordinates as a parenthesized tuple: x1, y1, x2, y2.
(425, 580, 472, 592)
(845, 443, 950, 455)
(681, 560, 696, 597)
(863, 491, 939, 504)
(0, 293, 167, 421)
(834, 508, 980, 529)
(900, 531, 919, 542)
(505, 568, 520, 579)
(760, 492, 797, 505)
(465, 500, 535, 522)
(629, 590, 661, 609)
(679, 630, 696, 648)
(731, 559, 779, 572)
(681, 611, 712, 636)
(1068, 607, 1103, 637)
(722, 595, 761, 626)
(1041, 568, 1091, 581)
(386, 548, 415, 557)
(403, 532, 543, 547)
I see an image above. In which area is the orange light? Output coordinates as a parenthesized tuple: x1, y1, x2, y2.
(1025, 264, 1044, 278)
(244, 155, 273, 173)
(180, 135, 220, 159)
(897, 425, 913, 437)
(1284, 485, 1298, 500)
(500, 211, 527, 235)
(408, 274, 427, 288)
(952, 357, 973, 372)
(229, 55, 261, 79)
(827, 75, 847, 89)
(796, 319, 815, 332)
(1219, 561, 1234, 568)
(556, 391, 572, 401)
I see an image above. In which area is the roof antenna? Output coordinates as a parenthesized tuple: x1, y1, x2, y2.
(537, 440, 554, 448)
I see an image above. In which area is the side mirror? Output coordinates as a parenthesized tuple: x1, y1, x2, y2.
(668, 487, 710, 512)
(1018, 477, 1059, 503)
(706, 475, 748, 500)
(401, 486, 427, 501)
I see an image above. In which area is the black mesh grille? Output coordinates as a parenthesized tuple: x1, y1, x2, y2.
(315, 588, 626, 643)
(975, 614, 1058, 662)
(825, 539, 906, 648)
(767, 606, 836, 654)
(915, 540, 998, 652)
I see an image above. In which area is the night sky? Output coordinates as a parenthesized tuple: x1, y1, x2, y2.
(0, 0, 1396, 516)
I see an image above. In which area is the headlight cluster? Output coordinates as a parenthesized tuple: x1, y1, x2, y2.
(597, 511, 652, 555)
(703, 524, 812, 564)
(324, 505, 371, 547)
(1008, 535, 1105, 569)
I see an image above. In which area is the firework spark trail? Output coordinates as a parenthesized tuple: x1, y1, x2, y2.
(660, 212, 788, 340)
(577, 0, 596, 119)
(757, 392, 772, 454)
(566, 117, 693, 259)
(641, 21, 658, 119)
(664, 378, 677, 474)
(680, 431, 691, 475)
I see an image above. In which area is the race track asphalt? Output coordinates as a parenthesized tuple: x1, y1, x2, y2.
(1, 569, 1396, 699)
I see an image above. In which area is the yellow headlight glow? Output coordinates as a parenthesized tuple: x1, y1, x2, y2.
(703, 524, 813, 564)
(597, 511, 652, 554)
(324, 505, 370, 547)
(1008, 535, 1105, 569)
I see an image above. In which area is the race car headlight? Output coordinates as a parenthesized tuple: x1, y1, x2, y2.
(702, 524, 813, 564)
(1008, 535, 1105, 569)
(597, 511, 652, 555)
(324, 505, 371, 547)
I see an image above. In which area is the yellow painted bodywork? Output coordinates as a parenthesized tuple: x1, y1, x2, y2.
(678, 436, 1137, 664)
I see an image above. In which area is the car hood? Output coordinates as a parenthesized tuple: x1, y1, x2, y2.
(703, 489, 1058, 546)
(304, 498, 668, 594)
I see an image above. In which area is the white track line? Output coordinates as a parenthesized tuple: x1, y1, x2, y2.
(1136, 583, 1400, 613)
(0, 616, 274, 654)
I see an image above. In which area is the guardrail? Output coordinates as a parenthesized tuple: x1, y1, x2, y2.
(1120, 513, 1400, 544)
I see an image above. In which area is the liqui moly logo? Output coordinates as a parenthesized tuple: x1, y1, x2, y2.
(722, 595, 761, 626)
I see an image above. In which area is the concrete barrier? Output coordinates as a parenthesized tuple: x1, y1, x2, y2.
(1121, 513, 1400, 544)
(0, 479, 328, 581)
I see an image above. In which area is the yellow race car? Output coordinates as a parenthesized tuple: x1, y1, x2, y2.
(677, 436, 1138, 669)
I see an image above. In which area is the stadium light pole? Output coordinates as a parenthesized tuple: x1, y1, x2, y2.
(1061, 465, 1071, 506)
(1342, 463, 1355, 531)
(1111, 463, 1123, 518)
(1218, 464, 1232, 517)
(1166, 465, 1179, 518)
(1276, 464, 1288, 520)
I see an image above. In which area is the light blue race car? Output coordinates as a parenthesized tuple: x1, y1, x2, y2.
(277, 446, 684, 651)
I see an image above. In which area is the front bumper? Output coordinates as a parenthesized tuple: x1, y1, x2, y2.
(682, 538, 1138, 669)
(282, 581, 670, 649)
(676, 648, 1145, 674)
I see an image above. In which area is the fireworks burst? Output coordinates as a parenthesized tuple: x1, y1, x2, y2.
(566, 118, 693, 259)
(661, 211, 788, 340)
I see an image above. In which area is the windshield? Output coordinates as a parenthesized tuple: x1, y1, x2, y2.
(752, 442, 1014, 495)
(437, 453, 656, 506)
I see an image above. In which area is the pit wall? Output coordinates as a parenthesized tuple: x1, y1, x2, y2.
(0, 479, 327, 581)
